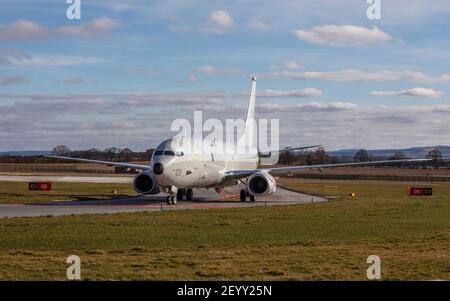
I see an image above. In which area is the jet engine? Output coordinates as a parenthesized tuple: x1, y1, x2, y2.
(246, 171, 276, 196)
(133, 170, 160, 194)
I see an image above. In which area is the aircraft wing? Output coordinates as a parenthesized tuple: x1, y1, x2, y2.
(280, 145, 322, 151)
(259, 145, 322, 157)
(45, 155, 151, 170)
(224, 158, 431, 180)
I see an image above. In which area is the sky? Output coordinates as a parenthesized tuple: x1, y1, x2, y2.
(1, 0, 450, 151)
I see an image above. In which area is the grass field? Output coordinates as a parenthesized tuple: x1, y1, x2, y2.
(0, 182, 136, 204)
(0, 179, 449, 280)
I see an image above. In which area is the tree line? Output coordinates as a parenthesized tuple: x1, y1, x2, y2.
(0, 145, 445, 168)
(277, 147, 444, 168)
(52, 145, 154, 162)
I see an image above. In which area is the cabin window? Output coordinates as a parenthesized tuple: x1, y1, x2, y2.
(164, 150, 175, 156)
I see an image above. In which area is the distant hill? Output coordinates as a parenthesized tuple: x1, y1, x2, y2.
(328, 145, 450, 159)
(0, 150, 52, 157)
(1, 145, 449, 159)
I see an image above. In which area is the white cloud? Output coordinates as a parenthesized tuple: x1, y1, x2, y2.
(247, 19, 266, 29)
(294, 25, 392, 47)
(55, 77, 84, 85)
(258, 88, 322, 98)
(0, 20, 51, 42)
(371, 87, 443, 99)
(0, 17, 119, 42)
(121, 68, 160, 78)
(168, 24, 191, 34)
(282, 61, 302, 69)
(260, 69, 450, 84)
(3, 54, 106, 67)
(269, 61, 302, 70)
(145, 70, 159, 77)
(55, 17, 120, 39)
(121, 68, 140, 76)
(210, 10, 234, 27)
(197, 65, 215, 74)
(260, 101, 357, 112)
(177, 75, 198, 84)
(1, 92, 449, 151)
(197, 65, 242, 75)
(200, 10, 235, 34)
(0, 48, 31, 65)
(53, 77, 98, 85)
(0, 76, 29, 86)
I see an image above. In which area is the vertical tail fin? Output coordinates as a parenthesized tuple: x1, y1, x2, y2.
(240, 77, 256, 147)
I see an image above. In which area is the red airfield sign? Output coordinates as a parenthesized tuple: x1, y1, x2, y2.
(408, 187, 432, 196)
(29, 182, 52, 191)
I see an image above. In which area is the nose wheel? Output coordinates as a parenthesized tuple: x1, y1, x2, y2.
(165, 188, 194, 205)
(166, 188, 194, 205)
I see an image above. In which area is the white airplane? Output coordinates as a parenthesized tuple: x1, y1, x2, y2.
(48, 78, 430, 204)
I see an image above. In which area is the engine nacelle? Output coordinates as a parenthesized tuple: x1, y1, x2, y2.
(133, 170, 160, 194)
(247, 172, 276, 196)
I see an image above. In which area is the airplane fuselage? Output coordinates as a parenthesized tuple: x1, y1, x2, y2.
(152, 138, 258, 189)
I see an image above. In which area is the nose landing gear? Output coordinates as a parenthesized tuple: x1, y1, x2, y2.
(166, 188, 194, 205)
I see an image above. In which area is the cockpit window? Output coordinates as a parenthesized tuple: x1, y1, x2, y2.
(164, 150, 175, 156)
(154, 150, 183, 157)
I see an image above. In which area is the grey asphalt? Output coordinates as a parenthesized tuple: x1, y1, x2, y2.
(0, 185, 326, 218)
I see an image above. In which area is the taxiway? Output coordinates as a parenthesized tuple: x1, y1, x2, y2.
(0, 187, 326, 218)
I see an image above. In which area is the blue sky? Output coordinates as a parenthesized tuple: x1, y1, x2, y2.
(1, 0, 450, 151)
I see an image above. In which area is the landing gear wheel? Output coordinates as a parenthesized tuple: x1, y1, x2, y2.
(186, 189, 194, 201)
(240, 189, 246, 202)
(249, 195, 256, 202)
(177, 189, 184, 201)
(170, 196, 177, 205)
(166, 196, 171, 205)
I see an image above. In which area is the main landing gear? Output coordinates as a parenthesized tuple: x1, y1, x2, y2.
(240, 189, 255, 202)
(166, 188, 194, 205)
(185, 189, 194, 201)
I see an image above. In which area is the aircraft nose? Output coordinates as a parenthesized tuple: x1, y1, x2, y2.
(153, 162, 164, 175)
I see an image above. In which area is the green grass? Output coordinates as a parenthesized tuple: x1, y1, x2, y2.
(0, 179, 449, 280)
(0, 182, 136, 204)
